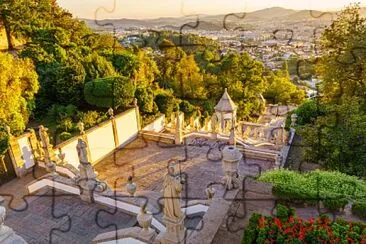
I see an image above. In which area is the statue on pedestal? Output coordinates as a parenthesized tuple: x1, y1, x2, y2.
(76, 138, 107, 202)
(156, 165, 186, 244)
(163, 166, 183, 220)
(39, 125, 50, 148)
(76, 138, 89, 164)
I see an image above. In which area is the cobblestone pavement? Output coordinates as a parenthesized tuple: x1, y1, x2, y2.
(0, 166, 47, 208)
(6, 189, 136, 244)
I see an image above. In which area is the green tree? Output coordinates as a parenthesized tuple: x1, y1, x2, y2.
(154, 90, 178, 119)
(135, 86, 155, 114)
(300, 98, 366, 176)
(264, 71, 305, 105)
(174, 55, 205, 99)
(0, 52, 39, 135)
(84, 76, 135, 109)
(318, 4, 366, 104)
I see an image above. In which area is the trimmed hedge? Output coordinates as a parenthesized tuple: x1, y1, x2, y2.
(259, 169, 366, 211)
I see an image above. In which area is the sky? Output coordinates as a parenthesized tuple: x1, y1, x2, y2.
(57, 0, 366, 19)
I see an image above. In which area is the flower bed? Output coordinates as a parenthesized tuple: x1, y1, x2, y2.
(258, 169, 366, 211)
(243, 205, 366, 244)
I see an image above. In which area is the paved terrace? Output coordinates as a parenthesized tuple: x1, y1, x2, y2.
(95, 136, 274, 200)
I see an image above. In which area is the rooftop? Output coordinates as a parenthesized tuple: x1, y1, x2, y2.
(214, 88, 237, 113)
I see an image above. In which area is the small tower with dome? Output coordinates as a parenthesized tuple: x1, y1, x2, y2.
(214, 88, 237, 133)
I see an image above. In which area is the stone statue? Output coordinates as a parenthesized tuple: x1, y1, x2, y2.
(0, 206, 27, 243)
(76, 138, 89, 164)
(163, 166, 183, 220)
(38, 125, 50, 148)
(57, 148, 66, 165)
(36, 141, 45, 160)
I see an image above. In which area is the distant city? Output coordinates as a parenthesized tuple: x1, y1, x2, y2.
(82, 7, 355, 70)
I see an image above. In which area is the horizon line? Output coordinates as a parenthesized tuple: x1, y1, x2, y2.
(73, 5, 364, 20)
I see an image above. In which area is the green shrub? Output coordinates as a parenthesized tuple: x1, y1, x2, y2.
(59, 132, 72, 141)
(47, 104, 78, 122)
(242, 213, 262, 244)
(275, 204, 295, 222)
(0, 126, 10, 156)
(135, 86, 155, 114)
(242, 227, 257, 244)
(58, 118, 73, 132)
(352, 201, 366, 218)
(323, 197, 348, 211)
(242, 207, 366, 243)
(77, 111, 100, 129)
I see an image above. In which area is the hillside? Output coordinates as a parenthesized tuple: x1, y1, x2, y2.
(82, 7, 366, 31)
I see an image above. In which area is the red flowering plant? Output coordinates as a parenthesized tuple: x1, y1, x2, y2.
(242, 204, 366, 244)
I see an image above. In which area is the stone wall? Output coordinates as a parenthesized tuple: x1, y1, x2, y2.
(8, 107, 147, 175)
(142, 114, 165, 132)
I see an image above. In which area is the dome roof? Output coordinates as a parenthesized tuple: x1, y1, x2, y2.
(214, 88, 237, 112)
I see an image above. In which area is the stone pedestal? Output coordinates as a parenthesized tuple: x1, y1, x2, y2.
(77, 163, 107, 203)
(222, 146, 242, 190)
(175, 112, 183, 145)
(156, 215, 186, 244)
(79, 188, 94, 203)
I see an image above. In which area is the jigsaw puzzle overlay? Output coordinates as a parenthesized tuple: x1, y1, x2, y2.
(0, 0, 365, 243)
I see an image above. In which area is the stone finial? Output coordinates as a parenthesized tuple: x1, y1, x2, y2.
(77, 121, 85, 135)
(205, 185, 216, 200)
(126, 176, 137, 197)
(137, 204, 154, 237)
(107, 108, 114, 119)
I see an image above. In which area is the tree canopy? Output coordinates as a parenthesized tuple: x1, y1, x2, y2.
(298, 4, 366, 176)
(0, 52, 38, 135)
